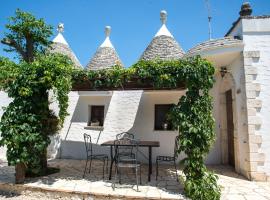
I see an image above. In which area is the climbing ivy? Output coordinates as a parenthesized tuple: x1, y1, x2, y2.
(72, 56, 221, 200)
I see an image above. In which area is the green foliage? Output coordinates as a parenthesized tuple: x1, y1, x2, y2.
(0, 9, 73, 174)
(169, 57, 221, 200)
(0, 53, 73, 171)
(1, 9, 53, 62)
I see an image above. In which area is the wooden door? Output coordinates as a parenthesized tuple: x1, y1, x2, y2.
(226, 90, 235, 167)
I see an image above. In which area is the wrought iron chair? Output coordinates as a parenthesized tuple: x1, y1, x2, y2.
(116, 132, 135, 159)
(113, 137, 142, 192)
(156, 135, 180, 182)
(83, 133, 108, 179)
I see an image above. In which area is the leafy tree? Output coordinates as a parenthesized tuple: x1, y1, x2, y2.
(1, 9, 52, 62)
(0, 9, 73, 183)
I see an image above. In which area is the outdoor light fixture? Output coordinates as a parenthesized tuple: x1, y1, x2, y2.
(220, 66, 228, 78)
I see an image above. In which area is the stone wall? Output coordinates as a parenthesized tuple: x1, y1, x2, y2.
(0, 92, 12, 161)
(243, 33, 270, 181)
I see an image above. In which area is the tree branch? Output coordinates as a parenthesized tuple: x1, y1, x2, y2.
(1, 38, 27, 61)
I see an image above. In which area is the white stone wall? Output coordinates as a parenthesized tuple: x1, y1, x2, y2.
(129, 91, 222, 164)
(56, 90, 223, 164)
(0, 91, 12, 161)
(58, 91, 143, 159)
(242, 18, 270, 177)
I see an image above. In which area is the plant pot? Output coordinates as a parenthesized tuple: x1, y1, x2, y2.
(90, 121, 100, 126)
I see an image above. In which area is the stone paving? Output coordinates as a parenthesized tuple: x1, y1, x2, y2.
(0, 159, 270, 199)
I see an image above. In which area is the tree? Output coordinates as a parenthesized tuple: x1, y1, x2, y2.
(0, 9, 73, 183)
(1, 9, 52, 62)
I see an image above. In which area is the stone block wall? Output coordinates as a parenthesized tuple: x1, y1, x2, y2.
(243, 35, 270, 180)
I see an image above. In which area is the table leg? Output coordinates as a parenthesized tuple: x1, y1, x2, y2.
(148, 146, 152, 182)
(109, 145, 114, 180)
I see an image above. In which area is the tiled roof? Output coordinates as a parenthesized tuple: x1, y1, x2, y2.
(140, 10, 184, 61)
(140, 35, 184, 60)
(86, 47, 123, 70)
(50, 41, 82, 68)
(86, 26, 123, 70)
(187, 37, 243, 56)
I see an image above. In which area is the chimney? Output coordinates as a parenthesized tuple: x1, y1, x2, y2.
(239, 2, 252, 17)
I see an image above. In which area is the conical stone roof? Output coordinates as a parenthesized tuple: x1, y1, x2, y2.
(50, 23, 82, 68)
(86, 26, 123, 70)
(140, 11, 185, 61)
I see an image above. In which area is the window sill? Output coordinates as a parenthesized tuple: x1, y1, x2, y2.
(154, 129, 177, 133)
(84, 126, 104, 131)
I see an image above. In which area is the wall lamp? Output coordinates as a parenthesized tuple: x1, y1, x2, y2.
(220, 66, 228, 78)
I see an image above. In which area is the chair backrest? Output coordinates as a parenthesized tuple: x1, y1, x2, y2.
(116, 132, 134, 152)
(114, 137, 139, 163)
(116, 132, 134, 140)
(84, 133, 93, 156)
(174, 135, 180, 158)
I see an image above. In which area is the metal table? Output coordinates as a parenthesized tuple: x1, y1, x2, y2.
(101, 140, 160, 182)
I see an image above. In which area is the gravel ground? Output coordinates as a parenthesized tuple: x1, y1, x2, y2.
(0, 191, 90, 200)
(0, 191, 51, 200)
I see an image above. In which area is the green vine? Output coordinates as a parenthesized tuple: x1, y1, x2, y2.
(0, 53, 73, 173)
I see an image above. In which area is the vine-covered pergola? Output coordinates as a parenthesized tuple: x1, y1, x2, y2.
(71, 57, 221, 199)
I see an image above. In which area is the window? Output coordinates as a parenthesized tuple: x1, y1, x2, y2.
(154, 104, 173, 130)
(89, 106, 104, 126)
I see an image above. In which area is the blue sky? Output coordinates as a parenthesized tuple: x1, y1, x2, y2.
(0, 0, 270, 67)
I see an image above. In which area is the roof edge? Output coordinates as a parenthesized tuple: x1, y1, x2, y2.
(225, 15, 270, 36)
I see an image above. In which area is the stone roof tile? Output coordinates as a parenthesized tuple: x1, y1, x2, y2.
(86, 26, 123, 70)
(187, 37, 243, 56)
(140, 10, 184, 61)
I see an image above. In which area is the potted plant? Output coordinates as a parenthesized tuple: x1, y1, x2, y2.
(90, 119, 100, 126)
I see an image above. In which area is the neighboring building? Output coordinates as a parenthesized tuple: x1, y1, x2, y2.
(0, 2, 270, 182)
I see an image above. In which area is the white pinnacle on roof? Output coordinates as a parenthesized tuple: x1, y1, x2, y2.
(52, 23, 68, 45)
(155, 10, 173, 37)
(100, 26, 114, 48)
(50, 23, 82, 68)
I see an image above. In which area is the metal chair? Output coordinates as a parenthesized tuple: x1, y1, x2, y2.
(156, 135, 180, 182)
(113, 137, 141, 192)
(116, 132, 135, 159)
(83, 133, 108, 179)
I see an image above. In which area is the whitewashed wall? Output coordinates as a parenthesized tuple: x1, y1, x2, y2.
(0, 91, 12, 161)
(56, 90, 223, 164)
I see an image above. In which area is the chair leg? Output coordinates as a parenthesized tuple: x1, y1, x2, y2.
(89, 158, 92, 173)
(119, 167, 121, 184)
(140, 165, 142, 185)
(113, 164, 117, 190)
(174, 160, 178, 182)
(83, 159, 89, 178)
(102, 159, 105, 179)
(135, 167, 139, 192)
(106, 157, 109, 174)
(156, 161, 159, 181)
